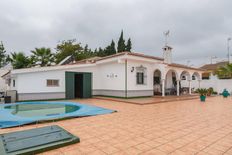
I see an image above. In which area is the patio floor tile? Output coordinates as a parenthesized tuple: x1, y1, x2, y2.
(1, 96, 232, 155)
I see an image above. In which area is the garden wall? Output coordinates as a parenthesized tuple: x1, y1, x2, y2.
(181, 77, 232, 94)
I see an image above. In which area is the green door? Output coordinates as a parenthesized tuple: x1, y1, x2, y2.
(65, 72, 92, 99)
(83, 73, 92, 98)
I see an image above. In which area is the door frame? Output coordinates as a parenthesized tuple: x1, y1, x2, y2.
(65, 72, 92, 99)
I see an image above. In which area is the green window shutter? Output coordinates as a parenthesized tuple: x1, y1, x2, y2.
(83, 73, 92, 98)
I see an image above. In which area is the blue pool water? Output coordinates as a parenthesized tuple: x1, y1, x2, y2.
(0, 102, 115, 128)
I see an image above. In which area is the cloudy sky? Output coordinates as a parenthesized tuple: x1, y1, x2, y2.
(0, 0, 232, 66)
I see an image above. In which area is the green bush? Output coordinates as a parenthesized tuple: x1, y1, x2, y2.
(212, 91, 218, 95)
(207, 87, 214, 96)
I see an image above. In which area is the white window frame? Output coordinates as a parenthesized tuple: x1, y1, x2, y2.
(136, 65, 147, 85)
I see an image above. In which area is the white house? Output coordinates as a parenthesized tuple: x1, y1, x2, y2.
(8, 46, 204, 101)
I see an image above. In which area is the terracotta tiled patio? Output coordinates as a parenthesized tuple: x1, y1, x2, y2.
(1, 96, 232, 155)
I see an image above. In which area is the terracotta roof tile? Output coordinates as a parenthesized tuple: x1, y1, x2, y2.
(168, 63, 205, 71)
(200, 61, 228, 71)
(95, 51, 164, 62)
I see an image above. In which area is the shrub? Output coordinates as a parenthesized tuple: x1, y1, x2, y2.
(196, 88, 208, 96)
(207, 87, 214, 96)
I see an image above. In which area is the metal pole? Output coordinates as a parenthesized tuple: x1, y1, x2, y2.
(228, 38, 231, 64)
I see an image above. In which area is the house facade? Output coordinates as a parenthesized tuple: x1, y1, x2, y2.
(8, 46, 204, 101)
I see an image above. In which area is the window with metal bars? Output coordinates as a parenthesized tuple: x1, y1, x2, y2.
(47, 79, 59, 87)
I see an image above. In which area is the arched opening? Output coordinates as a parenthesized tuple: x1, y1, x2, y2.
(192, 72, 201, 80)
(180, 71, 191, 81)
(180, 71, 191, 95)
(191, 72, 201, 90)
(153, 69, 162, 95)
(165, 69, 178, 95)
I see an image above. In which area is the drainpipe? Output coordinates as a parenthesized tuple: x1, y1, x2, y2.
(125, 59, 128, 98)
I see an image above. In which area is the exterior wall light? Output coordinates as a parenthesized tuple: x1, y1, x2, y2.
(131, 67, 135, 72)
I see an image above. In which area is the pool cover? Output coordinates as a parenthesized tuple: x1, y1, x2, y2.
(0, 101, 116, 128)
(0, 125, 79, 155)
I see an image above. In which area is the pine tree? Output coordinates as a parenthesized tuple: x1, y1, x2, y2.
(97, 47, 105, 57)
(84, 44, 89, 52)
(104, 45, 111, 56)
(0, 41, 7, 68)
(125, 38, 132, 52)
(117, 31, 126, 52)
(110, 40, 116, 55)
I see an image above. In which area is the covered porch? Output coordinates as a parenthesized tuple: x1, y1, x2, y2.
(153, 67, 202, 97)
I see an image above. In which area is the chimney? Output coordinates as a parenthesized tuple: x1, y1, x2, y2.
(163, 45, 173, 64)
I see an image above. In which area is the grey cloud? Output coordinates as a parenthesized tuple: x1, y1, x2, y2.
(0, 0, 232, 66)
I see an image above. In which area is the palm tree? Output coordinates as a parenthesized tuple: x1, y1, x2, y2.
(9, 52, 30, 69)
(31, 47, 55, 67)
(215, 63, 232, 79)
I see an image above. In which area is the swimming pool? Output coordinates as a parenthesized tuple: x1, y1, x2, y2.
(0, 102, 115, 128)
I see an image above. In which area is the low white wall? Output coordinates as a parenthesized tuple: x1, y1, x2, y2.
(181, 77, 232, 94)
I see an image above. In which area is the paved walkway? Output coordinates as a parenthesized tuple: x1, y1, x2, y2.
(1, 96, 232, 155)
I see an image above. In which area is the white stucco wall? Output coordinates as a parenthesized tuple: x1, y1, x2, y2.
(126, 59, 166, 91)
(182, 75, 232, 94)
(165, 71, 174, 89)
(94, 62, 125, 90)
(11, 61, 126, 94)
(12, 70, 65, 93)
(127, 60, 153, 91)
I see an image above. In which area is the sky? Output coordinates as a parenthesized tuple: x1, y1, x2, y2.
(0, 0, 232, 67)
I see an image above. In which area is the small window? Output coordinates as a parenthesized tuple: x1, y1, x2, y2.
(192, 76, 196, 80)
(181, 76, 186, 80)
(13, 79, 15, 87)
(136, 72, 144, 84)
(47, 79, 59, 87)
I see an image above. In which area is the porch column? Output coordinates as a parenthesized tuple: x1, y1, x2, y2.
(189, 80, 192, 95)
(162, 79, 165, 97)
(177, 80, 180, 96)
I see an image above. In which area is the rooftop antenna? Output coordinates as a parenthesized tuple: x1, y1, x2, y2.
(210, 56, 217, 64)
(164, 30, 170, 46)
